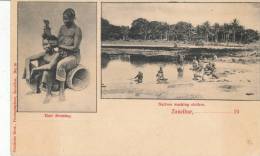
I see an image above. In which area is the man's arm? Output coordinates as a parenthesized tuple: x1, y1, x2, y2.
(32, 53, 60, 71)
(26, 52, 45, 62)
(25, 52, 45, 80)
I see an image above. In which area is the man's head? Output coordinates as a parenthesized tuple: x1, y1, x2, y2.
(43, 35, 58, 52)
(63, 8, 75, 27)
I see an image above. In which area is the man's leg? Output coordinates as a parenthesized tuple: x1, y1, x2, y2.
(56, 56, 78, 101)
(35, 73, 42, 93)
(42, 71, 53, 104)
(24, 52, 45, 81)
(59, 81, 65, 101)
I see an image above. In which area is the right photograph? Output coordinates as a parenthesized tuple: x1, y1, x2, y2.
(101, 2, 260, 100)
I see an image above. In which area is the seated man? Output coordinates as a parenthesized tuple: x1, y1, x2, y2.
(134, 71, 143, 84)
(156, 67, 167, 83)
(204, 62, 218, 79)
(23, 35, 60, 103)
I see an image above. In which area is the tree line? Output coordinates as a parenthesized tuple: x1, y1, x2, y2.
(102, 18, 259, 44)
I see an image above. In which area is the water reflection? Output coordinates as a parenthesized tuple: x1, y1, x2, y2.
(101, 52, 196, 85)
(102, 53, 180, 69)
(101, 47, 246, 69)
(101, 53, 110, 68)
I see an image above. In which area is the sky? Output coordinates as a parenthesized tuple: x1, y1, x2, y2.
(18, 2, 97, 68)
(102, 3, 260, 31)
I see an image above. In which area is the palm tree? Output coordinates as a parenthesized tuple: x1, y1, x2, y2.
(223, 23, 230, 43)
(202, 21, 210, 42)
(231, 18, 239, 42)
(159, 22, 169, 40)
(169, 24, 176, 41)
(237, 25, 244, 43)
(213, 23, 220, 43)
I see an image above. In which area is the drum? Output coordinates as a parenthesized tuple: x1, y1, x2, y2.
(26, 64, 88, 91)
(66, 65, 89, 91)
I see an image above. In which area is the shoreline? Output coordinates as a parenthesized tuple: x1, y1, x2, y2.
(102, 40, 256, 50)
(101, 40, 259, 58)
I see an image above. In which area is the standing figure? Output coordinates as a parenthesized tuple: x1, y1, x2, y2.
(192, 56, 199, 71)
(193, 59, 205, 81)
(213, 54, 218, 61)
(176, 54, 184, 79)
(210, 63, 218, 79)
(177, 54, 184, 66)
(177, 65, 184, 79)
(56, 8, 82, 101)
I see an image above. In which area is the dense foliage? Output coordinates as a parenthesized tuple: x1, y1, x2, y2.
(102, 18, 259, 44)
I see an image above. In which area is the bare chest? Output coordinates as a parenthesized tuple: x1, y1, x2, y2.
(60, 26, 76, 37)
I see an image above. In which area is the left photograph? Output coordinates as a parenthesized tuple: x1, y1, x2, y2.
(17, 2, 97, 112)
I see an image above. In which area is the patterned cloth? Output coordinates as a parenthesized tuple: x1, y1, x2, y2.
(56, 53, 80, 82)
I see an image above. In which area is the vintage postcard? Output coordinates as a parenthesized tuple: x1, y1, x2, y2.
(11, 1, 260, 156)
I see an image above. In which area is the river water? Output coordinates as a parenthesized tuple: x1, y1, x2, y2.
(101, 53, 196, 85)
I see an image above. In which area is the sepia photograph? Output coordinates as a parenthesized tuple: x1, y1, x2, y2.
(101, 2, 260, 100)
(17, 2, 97, 112)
